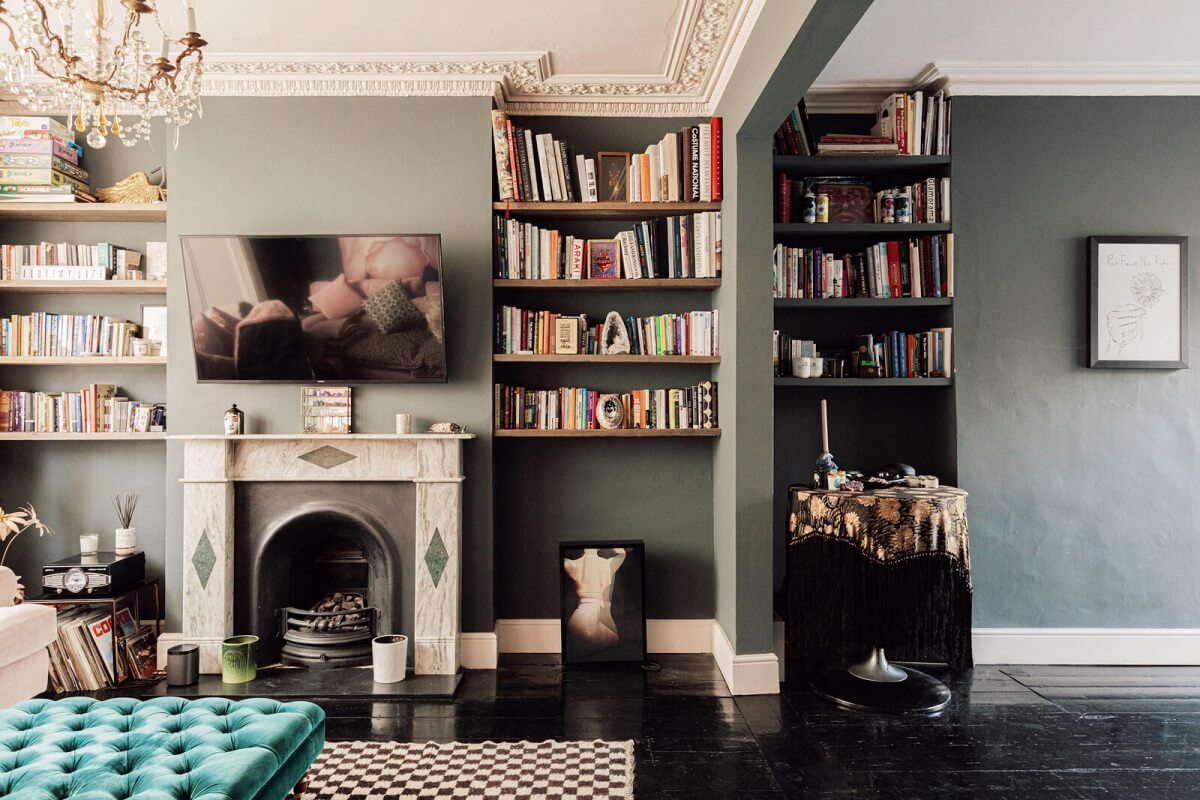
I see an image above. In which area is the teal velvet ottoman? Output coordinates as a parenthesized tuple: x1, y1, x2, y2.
(0, 697, 325, 800)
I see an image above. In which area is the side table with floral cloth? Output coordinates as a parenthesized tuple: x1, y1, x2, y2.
(786, 485, 973, 674)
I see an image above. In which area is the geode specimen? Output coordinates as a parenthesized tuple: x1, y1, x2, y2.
(601, 311, 631, 355)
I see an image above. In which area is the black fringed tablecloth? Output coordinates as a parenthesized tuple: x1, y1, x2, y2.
(786, 485, 973, 673)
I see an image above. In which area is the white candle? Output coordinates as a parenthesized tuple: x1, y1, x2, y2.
(820, 398, 829, 454)
(186, 0, 197, 32)
(159, 35, 169, 59)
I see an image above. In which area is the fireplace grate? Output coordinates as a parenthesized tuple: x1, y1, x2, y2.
(278, 602, 378, 669)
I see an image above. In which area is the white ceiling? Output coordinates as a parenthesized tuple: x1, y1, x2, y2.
(181, 0, 763, 115)
(812, 0, 1200, 108)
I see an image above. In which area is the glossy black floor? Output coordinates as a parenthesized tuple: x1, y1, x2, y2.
(310, 655, 1200, 799)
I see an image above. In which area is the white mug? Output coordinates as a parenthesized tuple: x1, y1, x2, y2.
(796, 357, 813, 379)
(811, 358, 825, 378)
(395, 414, 413, 434)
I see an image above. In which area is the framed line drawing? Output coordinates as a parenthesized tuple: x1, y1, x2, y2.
(1089, 236, 1188, 369)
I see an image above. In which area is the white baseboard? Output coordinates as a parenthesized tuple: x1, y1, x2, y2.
(711, 620, 780, 695)
(494, 618, 714, 655)
(973, 628, 1200, 665)
(460, 632, 499, 669)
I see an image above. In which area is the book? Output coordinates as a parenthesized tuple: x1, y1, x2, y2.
(0, 167, 89, 193)
(490, 110, 516, 201)
(0, 115, 73, 143)
(698, 123, 712, 202)
(0, 137, 79, 163)
(123, 626, 158, 680)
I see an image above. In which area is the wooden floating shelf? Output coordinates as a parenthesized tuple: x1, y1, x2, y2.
(0, 202, 167, 222)
(0, 432, 167, 441)
(775, 377, 953, 387)
(0, 356, 166, 366)
(493, 201, 720, 220)
(494, 354, 719, 364)
(773, 155, 951, 175)
(494, 278, 720, 291)
(0, 280, 166, 294)
(775, 223, 951, 237)
(495, 428, 721, 438)
(774, 297, 952, 308)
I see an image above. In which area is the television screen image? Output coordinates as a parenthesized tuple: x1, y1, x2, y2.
(181, 234, 447, 382)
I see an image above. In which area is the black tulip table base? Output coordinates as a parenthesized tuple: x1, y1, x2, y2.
(810, 647, 952, 713)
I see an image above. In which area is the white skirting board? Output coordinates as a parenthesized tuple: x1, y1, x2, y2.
(495, 618, 715, 656)
(460, 631, 499, 670)
(711, 620, 781, 695)
(972, 629, 1200, 665)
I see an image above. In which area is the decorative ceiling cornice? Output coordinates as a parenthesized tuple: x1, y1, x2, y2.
(809, 61, 1200, 113)
(197, 0, 760, 116)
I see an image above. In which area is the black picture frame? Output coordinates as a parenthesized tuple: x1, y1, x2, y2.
(1089, 235, 1188, 369)
(559, 540, 646, 665)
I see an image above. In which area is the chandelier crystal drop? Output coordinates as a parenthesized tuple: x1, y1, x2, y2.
(0, 0, 206, 148)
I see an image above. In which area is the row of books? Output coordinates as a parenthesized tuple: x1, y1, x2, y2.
(495, 381, 718, 431)
(495, 306, 719, 357)
(47, 606, 157, 693)
(775, 175, 950, 224)
(0, 243, 142, 281)
(774, 329, 953, 379)
(872, 178, 950, 223)
(0, 115, 94, 203)
(494, 212, 722, 280)
(772, 235, 954, 299)
(1, 313, 142, 357)
(491, 110, 723, 203)
(774, 92, 952, 156)
(0, 385, 166, 433)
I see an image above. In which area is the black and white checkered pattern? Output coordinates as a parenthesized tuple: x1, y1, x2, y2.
(300, 739, 634, 799)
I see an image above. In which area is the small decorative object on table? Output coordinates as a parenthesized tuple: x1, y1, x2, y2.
(600, 312, 631, 354)
(595, 394, 625, 429)
(96, 169, 166, 204)
(813, 399, 841, 489)
(394, 413, 413, 434)
(221, 634, 259, 684)
(301, 386, 352, 434)
(0, 503, 53, 602)
(429, 422, 464, 434)
(223, 404, 244, 435)
(112, 494, 138, 556)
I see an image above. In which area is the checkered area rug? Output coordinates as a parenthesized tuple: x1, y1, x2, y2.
(299, 739, 635, 799)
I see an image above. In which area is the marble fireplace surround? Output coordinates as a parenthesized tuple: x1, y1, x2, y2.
(175, 433, 473, 675)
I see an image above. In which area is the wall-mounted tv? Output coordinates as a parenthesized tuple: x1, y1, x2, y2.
(181, 234, 447, 383)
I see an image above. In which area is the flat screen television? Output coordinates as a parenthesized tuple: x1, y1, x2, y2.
(181, 234, 447, 383)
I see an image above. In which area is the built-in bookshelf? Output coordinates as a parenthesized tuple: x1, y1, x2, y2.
(490, 111, 724, 439)
(0, 202, 167, 222)
(771, 96, 958, 547)
(0, 356, 166, 366)
(0, 431, 167, 441)
(0, 280, 166, 294)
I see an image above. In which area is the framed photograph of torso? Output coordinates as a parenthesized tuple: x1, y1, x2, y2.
(1089, 235, 1188, 369)
(559, 540, 645, 664)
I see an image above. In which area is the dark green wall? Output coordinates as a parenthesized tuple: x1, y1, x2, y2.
(162, 96, 496, 631)
(955, 96, 1200, 627)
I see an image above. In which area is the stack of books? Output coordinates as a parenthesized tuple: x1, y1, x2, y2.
(774, 91, 951, 156)
(494, 211, 721, 280)
(495, 306, 718, 357)
(495, 381, 718, 431)
(0, 384, 166, 433)
(491, 111, 723, 203)
(46, 607, 157, 693)
(0, 242, 143, 281)
(1, 312, 142, 357)
(0, 116, 93, 203)
(773, 234, 954, 299)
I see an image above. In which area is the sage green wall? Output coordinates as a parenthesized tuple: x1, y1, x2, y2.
(955, 96, 1200, 628)
(712, 0, 873, 653)
(1, 132, 168, 600)
(162, 96, 495, 631)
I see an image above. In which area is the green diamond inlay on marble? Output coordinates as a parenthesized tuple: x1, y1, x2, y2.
(298, 445, 357, 470)
(192, 529, 216, 589)
(425, 528, 449, 588)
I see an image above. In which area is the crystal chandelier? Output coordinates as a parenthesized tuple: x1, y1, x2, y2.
(0, 0, 206, 148)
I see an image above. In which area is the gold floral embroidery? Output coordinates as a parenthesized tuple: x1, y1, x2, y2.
(789, 512, 798, 532)
(809, 496, 828, 520)
(877, 498, 901, 522)
(844, 511, 860, 538)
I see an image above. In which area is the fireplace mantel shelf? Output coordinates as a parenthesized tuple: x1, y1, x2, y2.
(170, 433, 475, 440)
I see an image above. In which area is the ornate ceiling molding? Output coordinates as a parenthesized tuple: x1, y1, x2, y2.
(196, 0, 760, 116)
(809, 61, 1200, 113)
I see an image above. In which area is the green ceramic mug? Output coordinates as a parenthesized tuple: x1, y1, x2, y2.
(221, 635, 259, 684)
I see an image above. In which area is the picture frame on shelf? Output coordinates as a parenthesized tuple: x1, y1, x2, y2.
(1089, 235, 1188, 369)
(587, 239, 621, 280)
(559, 540, 646, 664)
(597, 152, 630, 202)
(300, 385, 352, 433)
(140, 305, 167, 357)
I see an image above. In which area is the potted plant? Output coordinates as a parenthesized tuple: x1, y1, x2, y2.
(0, 503, 53, 603)
(113, 493, 139, 556)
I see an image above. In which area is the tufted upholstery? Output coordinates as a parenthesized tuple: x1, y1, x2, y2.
(0, 697, 325, 800)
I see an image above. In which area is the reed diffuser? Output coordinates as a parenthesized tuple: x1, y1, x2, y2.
(112, 493, 140, 556)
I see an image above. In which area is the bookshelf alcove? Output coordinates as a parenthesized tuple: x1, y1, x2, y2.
(771, 109, 958, 592)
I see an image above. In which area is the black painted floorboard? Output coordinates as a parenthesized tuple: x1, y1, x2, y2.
(303, 656, 1200, 798)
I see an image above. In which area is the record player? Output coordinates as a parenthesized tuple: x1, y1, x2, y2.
(42, 551, 145, 596)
